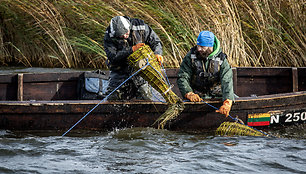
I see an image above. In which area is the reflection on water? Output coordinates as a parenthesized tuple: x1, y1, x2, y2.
(0, 126, 305, 174)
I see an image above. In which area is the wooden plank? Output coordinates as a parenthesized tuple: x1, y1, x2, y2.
(0, 74, 17, 101)
(292, 67, 298, 92)
(23, 81, 78, 100)
(0, 84, 17, 101)
(17, 74, 23, 101)
(0, 68, 304, 101)
(298, 67, 306, 91)
(237, 67, 292, 77)
(0, 92, 305, 131)
(235, 67, 293, 97)
(236, 76, 292, 97)
(23, 72, 83, 83)
(168, 78, 182, 98)
(0, 74, 16, 83)
(232, 67, 237, 94)
(165, 68, 179, 77)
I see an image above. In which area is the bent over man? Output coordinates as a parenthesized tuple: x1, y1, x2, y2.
(177, 31, 234, 117)
(104, 16, 163, 100)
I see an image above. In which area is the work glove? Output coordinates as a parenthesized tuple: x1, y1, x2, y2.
(216, 99, 233, 117)
(185, 92, 202, 102)
(155, 54, 163, 65)
(132, 43, 145, 52)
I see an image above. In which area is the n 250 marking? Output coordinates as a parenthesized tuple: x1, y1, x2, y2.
(270, 110, 306, 124)
(285, 112, 306, 123)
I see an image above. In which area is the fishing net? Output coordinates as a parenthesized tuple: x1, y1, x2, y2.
(216, 121, 267, 136)
(127, 45, 184, 129)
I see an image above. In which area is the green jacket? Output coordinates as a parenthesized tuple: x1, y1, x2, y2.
(177, 36, 234, 101)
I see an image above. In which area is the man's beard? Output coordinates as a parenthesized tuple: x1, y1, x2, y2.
(117, 38, 128, 43)
(196, 50, 210, 60)
(117, 38, 129, 47)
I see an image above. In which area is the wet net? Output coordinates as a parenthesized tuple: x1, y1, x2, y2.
(127, 45, 184, 129)
(216, 121, 267, 136)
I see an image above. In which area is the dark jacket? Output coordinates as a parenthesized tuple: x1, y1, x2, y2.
(177, 36, 234, 101)
(104, 16, 163, 71)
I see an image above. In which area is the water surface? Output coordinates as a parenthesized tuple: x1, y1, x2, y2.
(0, 126, 305, 174)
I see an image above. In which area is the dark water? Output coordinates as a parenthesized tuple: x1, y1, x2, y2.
(0, 126, 305, 174)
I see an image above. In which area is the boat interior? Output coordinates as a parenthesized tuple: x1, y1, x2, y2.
(0, 67, 305, 102)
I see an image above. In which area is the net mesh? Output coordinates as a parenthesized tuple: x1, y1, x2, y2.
(216, 122, 267, 136)
(127, 45, 184, 129)
(127, 45, 270, 136)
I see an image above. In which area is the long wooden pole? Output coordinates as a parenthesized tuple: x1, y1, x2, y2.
(17, 74, 23, 101)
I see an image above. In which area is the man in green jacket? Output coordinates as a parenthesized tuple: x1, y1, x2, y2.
(177, 31, 234, 117)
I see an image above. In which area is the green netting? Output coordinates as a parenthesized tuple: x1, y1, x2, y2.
(127, 45, 184, 128)
(216, 122, 267, 136)
(127, 45, 180, 103)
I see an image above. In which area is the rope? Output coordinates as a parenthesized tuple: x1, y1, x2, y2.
(200, 100, 237, 121)
(148, 63, 171, 87)
(157, 58, 273, 137)
(150, 86, 166, 103)
(63, 55, 272, 137)
(200, 100, 273, 137)
(182, 99, 272, 137)
(62, 60, 150, 137)
(160, 63, 171, 86)
(146, 61, 171, 103)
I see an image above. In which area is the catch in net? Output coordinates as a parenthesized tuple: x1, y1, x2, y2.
(127, 45, 184, 129)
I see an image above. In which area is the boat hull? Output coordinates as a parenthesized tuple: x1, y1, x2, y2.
(1, 91, 305, 131)
(0, 67, 305, 132)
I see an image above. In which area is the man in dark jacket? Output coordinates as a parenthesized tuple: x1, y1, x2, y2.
(104, 16, 163, 100)
(177, 31, 234, 117)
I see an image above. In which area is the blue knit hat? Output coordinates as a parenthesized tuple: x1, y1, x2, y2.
(197, 31, 215, 47)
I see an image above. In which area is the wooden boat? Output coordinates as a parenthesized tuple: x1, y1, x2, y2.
(0, 67, 305, 132)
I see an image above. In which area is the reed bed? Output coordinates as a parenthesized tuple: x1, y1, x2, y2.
(0, 0, 305, 68)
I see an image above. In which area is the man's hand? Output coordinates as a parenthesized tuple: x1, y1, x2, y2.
(185, 92, 202, 102)
(155, 54, 163, 65)
(132, 43, 145, 52)
(216, 99, 233, 117)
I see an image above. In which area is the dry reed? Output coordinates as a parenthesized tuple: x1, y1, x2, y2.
(0, 0, 305, 68)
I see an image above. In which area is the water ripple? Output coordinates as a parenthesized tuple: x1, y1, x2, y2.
(0, 128, 305, 174)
